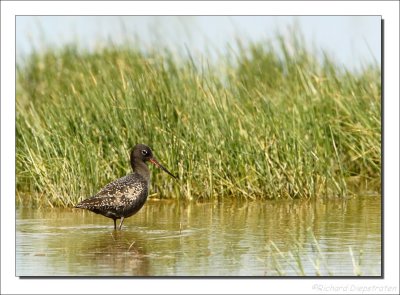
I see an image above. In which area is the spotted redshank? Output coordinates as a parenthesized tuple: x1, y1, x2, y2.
(75, 144, 176, 230)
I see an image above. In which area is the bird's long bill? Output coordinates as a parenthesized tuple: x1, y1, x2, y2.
(149, 158, 177, 179)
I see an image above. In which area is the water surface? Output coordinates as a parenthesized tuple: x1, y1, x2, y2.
(16, 197, 381, 276)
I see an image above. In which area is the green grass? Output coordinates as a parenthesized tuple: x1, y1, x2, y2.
(16, 32, 381, 207)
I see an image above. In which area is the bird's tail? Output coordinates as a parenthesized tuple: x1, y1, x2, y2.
(74, 196, 94, 209)
(74, 200, 86, 208)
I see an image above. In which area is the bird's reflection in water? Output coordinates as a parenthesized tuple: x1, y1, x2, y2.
(73, 230, 150, 276)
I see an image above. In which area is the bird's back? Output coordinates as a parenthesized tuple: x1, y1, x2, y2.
(75, 173, 149, 219)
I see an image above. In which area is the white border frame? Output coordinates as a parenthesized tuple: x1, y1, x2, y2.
(2, 1, 399, 294)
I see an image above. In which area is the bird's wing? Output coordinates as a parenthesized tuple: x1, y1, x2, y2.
(75, 173, 147, 212)
(94, 173, 138, 195)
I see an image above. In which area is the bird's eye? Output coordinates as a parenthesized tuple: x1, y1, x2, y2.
(141, 149, 148, 156)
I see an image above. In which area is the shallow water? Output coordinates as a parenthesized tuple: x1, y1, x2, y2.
(16, 197, 381, 276)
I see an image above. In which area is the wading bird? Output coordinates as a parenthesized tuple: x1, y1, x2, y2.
(75, 144, 176, 230)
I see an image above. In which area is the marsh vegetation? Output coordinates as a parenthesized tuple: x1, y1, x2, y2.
(16, 32, 381, 207)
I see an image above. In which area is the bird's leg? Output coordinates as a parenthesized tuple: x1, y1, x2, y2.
(113, 219, 117, 230)
(118, 217, 125, 230)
